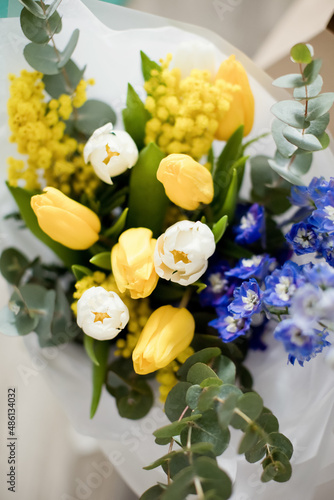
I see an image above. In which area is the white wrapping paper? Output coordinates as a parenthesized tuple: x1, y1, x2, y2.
(1, 1, 334, 498)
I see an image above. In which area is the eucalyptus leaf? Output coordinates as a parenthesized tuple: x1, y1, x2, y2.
(318, 132, 330, 150)
(193, 456, 232, 500)
(18, 0, 45, 18)
(89, 252, 111, 270)
(271, 100, 309, 129)
(268, 432, 293, 459)
(271, 119, 297, 158)
(268, 159, 305, 186)
(177, 347, 221, 381)
(289, 152, 313, 176)
(245, 438, 266, 463)
(293, 75, 323, 99)
(153, 414, 202, 439)
(141, 50, 161, 81)
(127, 143, 168, 237)
(307, 112, 330, 137)
(238, 425, 259, 454)
(256, 413, 279, 434)
(213, 356, 236, 384)
(197, 385, 221, 412)
(122, 83, 150, 150)
(306, 93, 334, 121)
(45, 0, 62, 18)
(20, 6, 62, 44)
(24, 42, 59, 74)
(303, 59, 322, 85)
(181, 410, 230, 456)
(90, 340, 109, 418)
(187, 363, 219, 385)
(72, 99, 117, 137)
(43, 59, 86, 98)
(165, 382, 192, 422)
(272, 73, 304, 88)
(250, 155, 275, 198)
(282, 126, 322, 151)
(140, 485, 165, 500)
(0, 247, 29, 285)
(186, 385, 203, 409)
(0, 305, 38, 337)
(217, 392, 239, 428)
(160, 466, 194, 500)
(270, 451, 292, 483)
(57, 29, 79, 69)
(290, 43, 313, 64)
(116, 379, 153, 420)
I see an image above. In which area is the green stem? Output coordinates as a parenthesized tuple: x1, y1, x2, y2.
(179, 288, 192, 309)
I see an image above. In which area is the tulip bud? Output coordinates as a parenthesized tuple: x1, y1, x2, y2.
(157, 154, 214, 211)
(215, 55, 254, 141)
(154, 220, 215, 286)
(132, 305, 195, 375)
(31, 187, 101, 250)
(83, 123, 138, 184)
(77, 286, 129, 340)
(111, 227, 159, 299)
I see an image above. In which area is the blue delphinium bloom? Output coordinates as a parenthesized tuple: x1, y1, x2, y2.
(310, 191, 334, 233)
(289, 283, 323, 327)
(209, 306, 251, 342)
(234, 203, 265, 245)
(228, 278, 262, 318)
(308, 176, 333, 204)
(303, 262, 334, 288)
(285, 222, 318, 256)
(289, 185, 313, 209)
(315, 232, 334, 266)
(200, 262, 235, 307)
(274, 319, 330, 366)
(226, 254, 276, 281)
(263, 261, 305, 309)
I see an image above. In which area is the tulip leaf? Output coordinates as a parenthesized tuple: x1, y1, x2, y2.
(103, 208, 128, 239)
(90, 252, 111, 270)
(6, 183, 87, 268)
(127, 142, 169, 237)
(141, 50, 161, 81)
(218, 168, 238, 222)
(90, 340, 110, 418)
(122, 83, 150, 150)
(43, 59, 86, 98)
(71, 265, 93, 280)
(211, 215, 228, 244)
(84, 335, 100, 366)
(20, 6, 62, 44)
(0, 247, 29, 285)
(70, 99, 117, 137)
(212, 125, 243, 215)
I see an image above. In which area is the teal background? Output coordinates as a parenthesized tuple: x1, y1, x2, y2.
(0, 0, 127, 18)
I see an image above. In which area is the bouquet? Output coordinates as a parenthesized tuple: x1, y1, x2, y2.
(1, 1, 334, 498)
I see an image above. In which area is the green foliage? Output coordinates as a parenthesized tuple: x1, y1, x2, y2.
(20, 5, 62, 44)
(0, 248, 29, 285)
(71, 265, 92, 280)
(211, 215, 228, 244)
(259, 43, 333, 188)
(90, 340, 110, 418)
(106, 359, 153, 419)
(141, 51, 161, 81)
(122, 83, 150, 149)
(84, 335, 100, 366)
(43, 59, 86, 98)
(89, 252, 111, 270)
(142, 350, 293, 498)
(103, 208, 128, 239)
(67, 99, 117, 137)
(127, 143, 169, 237)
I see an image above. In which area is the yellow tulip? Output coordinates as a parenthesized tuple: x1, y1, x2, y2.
(132, 305, 195, 375)
(31, 187, 101, 250)
(157, 154, 214, 210)
(111, 227, 158, 299)
(215, 55, 255, 141)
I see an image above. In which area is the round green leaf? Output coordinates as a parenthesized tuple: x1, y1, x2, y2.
(177, 347, 221, 380)
(43, 59, 86, 98)
(290, 43, 313, 64)
(165, 382, 192, 422)
(217, 392, 239, 428)
(237, 392, 263, 420)
(271, 119, 297, 158)
(272, 73, 304, 88)
(186, 385, 202, 409)
(268, 158, 305, 186)
(72, 99, 117, 136)
(0, 247, 29, 285)
(245, 438, 266, 463)
(187, 363, 218, 385)
(307, 93, 334, 121)
(23, 42, 59, 74)
(20, 6, 62, 44)
(307, 113, 330, 137)
(283, 126, 322, 152)
(117, 380, 153, 420)
(268, 432, 293, 459)
(182, 410, 230, 456)
(271, 100, 309, 129)
(303, 59, 322, 85)
(238, 425, 259, 454)
(293, 75, 323, 99)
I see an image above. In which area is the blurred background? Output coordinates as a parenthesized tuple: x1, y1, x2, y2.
(0, 0, 333, 499)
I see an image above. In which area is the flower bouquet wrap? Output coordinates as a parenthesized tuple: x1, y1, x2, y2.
(1, 1, 334, 499)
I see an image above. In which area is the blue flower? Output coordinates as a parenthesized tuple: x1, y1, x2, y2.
(226, 254, 276, 281)
(228, 278, 262, 318)
(308, 177, 333, 204)
(310, 191, 334, 233)
(290, 283, 323, 327)
(289, 185, 313, 208)
(285, 222, 318, 256)
(209, 306, 251, 342)
(273, 319, 330, 366)
(234, 203, 265, 245)
(302, 262, 334, 288)
(200, 262, 235, 307)
(263, 261, 305, 309)
(316, 232, 334, 266)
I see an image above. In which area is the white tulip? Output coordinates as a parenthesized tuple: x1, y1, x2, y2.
(172, 40, 217, 79)
(83, 123, 138, 184)
(154, 220, 215, 286)
(77, 286, 129, 340)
